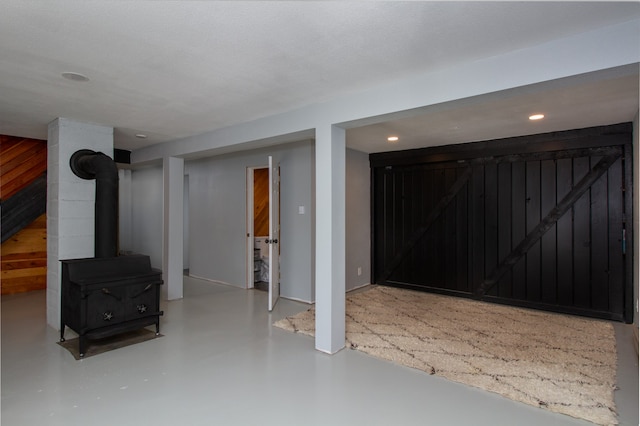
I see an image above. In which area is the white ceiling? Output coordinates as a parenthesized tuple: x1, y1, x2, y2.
(0, 1, 638, 154)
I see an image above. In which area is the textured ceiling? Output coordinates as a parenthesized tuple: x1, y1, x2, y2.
(0, 1, 638, 153)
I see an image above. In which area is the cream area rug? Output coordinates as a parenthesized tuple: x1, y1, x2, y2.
(274, 286, 618, 425)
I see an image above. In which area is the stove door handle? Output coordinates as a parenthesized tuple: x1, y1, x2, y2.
(101, 288, 122, 301)
(131, 283, 153, 298)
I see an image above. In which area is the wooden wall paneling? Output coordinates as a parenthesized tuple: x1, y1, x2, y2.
(540, 159, 558, 304)
(497, 162, 512, 298)
(572, 156, 591, 308)
(0, 135, 47, 295)
(556, 158, 574, 306)
(484, 162, 498, 297)
(370, 124, 631, 321)
(590, 156, 610, 311)
(455, 168, 469, 293)
(253, 168, 269, 237)
(471, 164, 485, 293)
(408, 169, 422, 284)
(607, 156, 625, 316)
(0, 137, 47, 200)
(525, 160, 542, 302)
(443, 167, 457, 290)
(1, 214, 47, 295)
(510, 161, 527, 300)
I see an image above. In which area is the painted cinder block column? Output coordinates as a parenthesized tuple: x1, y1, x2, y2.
(46, 118, 113, 329)
(162, 156, 184, 300)
(315, 124, 346, 354)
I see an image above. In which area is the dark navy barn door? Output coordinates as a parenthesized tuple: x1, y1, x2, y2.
(371, 124, 633, 322)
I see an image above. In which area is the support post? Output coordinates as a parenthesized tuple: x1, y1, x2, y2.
(315, 124, 346, 354)
(163, 156, 184, 300)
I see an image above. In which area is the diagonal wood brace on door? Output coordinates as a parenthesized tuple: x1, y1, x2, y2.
(475, 148, 622, 297)
(382, 165, 473, 282)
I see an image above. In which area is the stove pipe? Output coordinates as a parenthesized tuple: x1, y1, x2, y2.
(70, 149, 119, 258)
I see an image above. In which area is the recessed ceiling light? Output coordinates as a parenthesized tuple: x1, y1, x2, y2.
(135, 134, 148, 139)
(387, 136, 399, 143)
(61, 72, 90, 82)
(529, 114, 545, 121)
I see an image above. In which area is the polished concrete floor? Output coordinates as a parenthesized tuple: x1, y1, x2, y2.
(2, 276, 638, 426)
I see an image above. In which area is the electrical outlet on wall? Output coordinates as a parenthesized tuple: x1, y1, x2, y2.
(357, 267, 362, 276)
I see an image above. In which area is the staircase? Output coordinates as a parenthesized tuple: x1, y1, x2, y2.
(1, 135, 48, 294)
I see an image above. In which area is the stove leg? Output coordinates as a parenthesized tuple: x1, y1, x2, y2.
(60, 324, 66, 342)
(79, 336, 86, 358)
(155, 320, 160, 336)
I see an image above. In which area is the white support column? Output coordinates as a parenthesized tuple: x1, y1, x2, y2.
(46, 118, 113, 329)
(315, 124, 346, 354)
(163, 156, 184, 300)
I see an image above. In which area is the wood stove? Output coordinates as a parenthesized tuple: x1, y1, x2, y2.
(60, 255, 163, 357)
(59, 150, 163, 357)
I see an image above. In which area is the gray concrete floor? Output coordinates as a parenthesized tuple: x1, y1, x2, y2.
(2, 276, 638, 425)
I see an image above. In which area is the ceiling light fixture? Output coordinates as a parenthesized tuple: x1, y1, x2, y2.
(387, 136, 399, 143)
(529, 114, 545, 121)
(61, 72, 90, 82)
(135, 134, 148, 139)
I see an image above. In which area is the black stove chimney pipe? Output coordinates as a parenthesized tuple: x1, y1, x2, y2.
(70, 149, 119, 258)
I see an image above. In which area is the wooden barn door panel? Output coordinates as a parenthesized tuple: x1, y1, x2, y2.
(371, 124, 632, 322)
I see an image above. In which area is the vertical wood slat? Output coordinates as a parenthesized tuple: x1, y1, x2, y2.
(573, 157, 591, 308)
(456, 167, 469, 293)
(590, 156, 609, 311)
(607, 157, 624, 315)
(511, 161, 527, 300)
(444, 168, 457, 290)
(497, 162, 512, 298)
(540, 159, 557, 304)
(525, 160, 541, 302)
(484, 163, 498, 296)
(556, 158, 573, 305)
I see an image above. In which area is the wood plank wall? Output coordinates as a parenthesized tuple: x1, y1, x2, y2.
(254, 168, 269, 237)
(1, 135, 47, 200)
(1, 135, 48, 295)
(1, 214, 47, 294)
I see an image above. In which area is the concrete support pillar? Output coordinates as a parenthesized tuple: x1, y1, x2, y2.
(163, 156, 184, 300)
(314, 124, 346, 354)
(46, 118, 113, 329)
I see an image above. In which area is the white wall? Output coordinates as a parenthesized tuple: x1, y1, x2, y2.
(186, 140, 315, 301)
(346, 148, 371, 290)
(123, 141, 372, 303)
(128, 166, 164, 269)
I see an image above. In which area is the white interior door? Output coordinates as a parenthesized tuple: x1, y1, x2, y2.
(268, 156, 280, 311)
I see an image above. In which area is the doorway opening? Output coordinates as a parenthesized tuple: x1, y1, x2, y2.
(246, 157, 281, 311)
(247, 167, 270, 291)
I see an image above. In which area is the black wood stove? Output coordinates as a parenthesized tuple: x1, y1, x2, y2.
(59, 150, 163, 357)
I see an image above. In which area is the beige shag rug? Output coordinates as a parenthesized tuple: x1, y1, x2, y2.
(274, 286, 618, 425)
